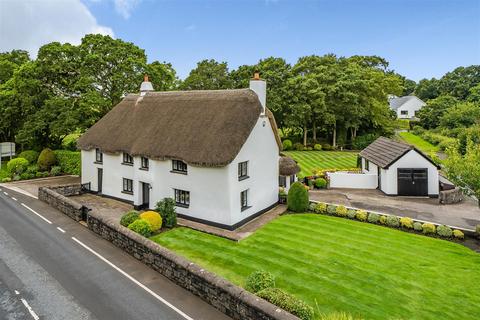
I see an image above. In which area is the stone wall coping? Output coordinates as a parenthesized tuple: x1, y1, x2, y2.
(39, 187, 83, 209)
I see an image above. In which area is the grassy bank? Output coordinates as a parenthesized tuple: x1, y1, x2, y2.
(283, 151, 358, 177)
(397, 132, 439, 153)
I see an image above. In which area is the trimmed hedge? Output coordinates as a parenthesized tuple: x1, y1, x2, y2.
(287, 182, 309, 212)
(400, 217, 414, 229)
(54, 150, 81, 175)
(245, 270, 275, 293)
(453, 229, 464, 240)
(128, 219, 152, 237)
(355, 210, 368, 222)
(139, 211, 163, 232)
(413, 222, 423, 231)
(256, 288, 314, 320)
(386, 215, 400, 228)
(335, 205, 348, 217)
(18, 150, 39, 164)
(7, 158, 29, 175)
(422, 223, 436, 235)
(37, 148, 57, 171)
(120, 210, 140, 227)
(367, 212, 380, 224)
(314, 203, 327, 214)
(314, 178, 327, 189)
(437, 225, 453, 238)
(347, 209, 356, 219)
(282, 139, 293, 151)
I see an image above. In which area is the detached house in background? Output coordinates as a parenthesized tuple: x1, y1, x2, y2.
(389, 95, 426, 119)
(77, 74, 281, 230)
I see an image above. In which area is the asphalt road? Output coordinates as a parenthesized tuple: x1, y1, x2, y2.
(0, 187, 230, 320)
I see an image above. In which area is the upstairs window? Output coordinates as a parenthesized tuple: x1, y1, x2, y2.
(400, 110, 408, 115)
(238, 161, 249, 181)
(174, 189, 190, 207)
(123, 153, 133, 165)
(95, 148, 103, 163)
(172, 160, 187, 174)
(122, 178, 133, 194)
(241, 189, 249, 211)
(140, 157, 149, 170)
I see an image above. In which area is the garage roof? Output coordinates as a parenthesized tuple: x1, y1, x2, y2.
(359, 137, 438, 169)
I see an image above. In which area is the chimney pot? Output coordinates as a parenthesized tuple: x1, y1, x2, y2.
(253, 72, 260, 80)
(144, 74, 149, 82)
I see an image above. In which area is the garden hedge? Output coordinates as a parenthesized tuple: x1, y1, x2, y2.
(287, 182, 309, 212)
(54, 150, 81, 175)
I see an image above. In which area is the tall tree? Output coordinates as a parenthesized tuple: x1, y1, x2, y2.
(416, 95, 458, 129)
(180, 59, 232, 90)
(147, 61, 178, 91)
(0, 50, 30, 84)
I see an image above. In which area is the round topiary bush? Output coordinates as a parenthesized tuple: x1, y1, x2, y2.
(347, 209, 356, 219)
(282, 139, 293, 151)
(367, 212, 380, 224)
(335, 205, 348, 217)
(322, 143, 332, 151)
(314, 202, 327, 214)
(18, 150, 39, 164)
(400, 217, 414, 229)
(422, 223, 436, 235)
(293, 143, 304, 151)
(128, 219, 152, 237)
(437, 225, 453, 238)
(355, 210, 368, 222)
(413, 222, 423, 231)
(386, 215, 400, 228)
(314, 178, 327, 189)
(7, 158, 29, 175)
(379, 215, 387, 225)
(245, 270, 275, 293)
(139, 211, 163, 232)
(313, 144, 322, 151)
(453, 229, 464, 240)
(37, 148, 57, 171)
(326, 205, 337, 215)
(287, 182, 309, 212)
(257, 288, 314, 320)
(120, 210, 140, 227)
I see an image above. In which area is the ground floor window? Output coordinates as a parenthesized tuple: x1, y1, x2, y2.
(174, 189, 190, 207)
(122, 178, 133, 194)
(279, 176, 286, 187)
(241, 189, 249, 211)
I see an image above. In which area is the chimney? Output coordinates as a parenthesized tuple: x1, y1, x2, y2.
(140, 74, 154, 96)
(249, 72, 266, 115)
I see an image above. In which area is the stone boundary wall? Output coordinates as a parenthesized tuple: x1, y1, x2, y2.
(86, 210, 298, 320)
(439, 187, 464, 205)
(38, 186, 85, 221)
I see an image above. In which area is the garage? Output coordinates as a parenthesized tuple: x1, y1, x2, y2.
(397, 168, 428, 196)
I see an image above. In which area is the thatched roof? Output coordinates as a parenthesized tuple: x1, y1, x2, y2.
(279, 156, 300, 176)
(77, 89, 281, 167)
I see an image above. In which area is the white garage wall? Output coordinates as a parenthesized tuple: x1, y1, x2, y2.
(328, 172, 378, 189)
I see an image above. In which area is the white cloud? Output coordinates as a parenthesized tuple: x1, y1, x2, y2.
(0, 0, 114, 58)
(113, 0, 141, 19)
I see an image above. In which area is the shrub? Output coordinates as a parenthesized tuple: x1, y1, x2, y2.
(155, 198, 177, 228)
(19, 172, 33, 180)
(422, 223, 436, 234)
(313, 144, 322, 151)
(314, 178, 327, 189)
(50, 166, 62, 176)
(61, 133, 81, 151)
(437, 225, 453, 238)
(7, 158, 29, 175)
(12, 175, 21, 181)
(322, 143, 332, 151)
(120, 210, 140, 227)
(256, 288, 314, 320)
(355, 210, 368, 222)
(453, 229, 464, 240)
(307, 179, 314, 189)
(37, 148, 57, 171)
(1, 177, 12, 183)
(327, 205, 337, 215)
(314, 202, 327, 214)
(139, 211, 163, 232)
(127, 219, 152, 237)
(352, 133, 378, 150)
(400, 217, 414, 229)
(386, 215, 400, 228)
(335, 205, 348, 217)
(54, 150, 80, 175)
(282, 139, 293, 151)
(18, 150, 39, 164)
(287, 182, 309, 212)
(293, 143, 304, 151)
(26, 165, 39, 174)
(347, 209, 356, 219)
(367, 212, 380, 224)
(413, 221, 423, 231)
(379, 215, 387, 225)
(245, 270, 275, 293)
(35, 171, 49, 178)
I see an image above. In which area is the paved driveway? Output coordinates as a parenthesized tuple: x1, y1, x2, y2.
(0, 175, 80, 198)
(310, 189, 480, 230)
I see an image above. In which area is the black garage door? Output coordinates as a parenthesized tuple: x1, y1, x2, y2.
(397, 168, 428, 196)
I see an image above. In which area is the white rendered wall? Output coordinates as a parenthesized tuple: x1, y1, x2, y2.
(361, 157, 378, 175)
(328, 172, 378, 189)
(81, 150, 97, 189)
(381, 150, 439, 195)
(396, 98, 425, 119)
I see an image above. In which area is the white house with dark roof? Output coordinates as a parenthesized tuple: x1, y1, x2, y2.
(77, 74, 281, 230)
(389, 95, 426, 119)
(329, 137, 440, 197)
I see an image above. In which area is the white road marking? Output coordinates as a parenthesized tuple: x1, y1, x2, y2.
(20, 298, 40, 320)
(11, 197, 17, 201)
(3, 191, 8, 195)
(21, 203, 53, 224)
(71, 237, 194, 320)
(56, 227, 66, 233)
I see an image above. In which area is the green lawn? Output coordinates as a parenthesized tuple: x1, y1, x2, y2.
(283, 151, 358, 177)
(397, 132, 439, 153)
(151, 214, 480, 320)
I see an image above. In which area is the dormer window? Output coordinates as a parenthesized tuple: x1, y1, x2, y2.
(95, 148, 103, 163)
(123, 153, 133, 165)
(140, 157, 149, 170)
(172, 160, 187, 174)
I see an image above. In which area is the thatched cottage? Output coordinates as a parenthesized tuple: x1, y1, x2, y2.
(77, 74, 281, 229)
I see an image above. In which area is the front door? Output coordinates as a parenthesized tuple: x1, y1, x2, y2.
(142, 182, 150, 209)
(97, 168, 103, 193)
(397, 168, 428, 196)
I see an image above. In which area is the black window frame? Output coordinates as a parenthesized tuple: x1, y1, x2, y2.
(122, 152, 133, 165)
(122, 178, 133, 194)
(241, 189, 249, 211)
(95, 148, 103, 163)
(238, 161, 249, 181)
(174, 189, 190, 208)
(140, 156, 149, 170)
(365, 159, 370, 171)
(290, 175, 295, 184)
(172, 160, 187, 174)
(279, 176, 287, 187)
(400, 110, 408, 115)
